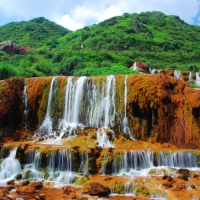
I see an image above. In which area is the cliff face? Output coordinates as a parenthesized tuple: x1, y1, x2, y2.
(0, 74, 200, 148)
(127, 74, 200, 148)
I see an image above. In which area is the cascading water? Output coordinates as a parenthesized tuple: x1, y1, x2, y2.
(157, 151, 197, 168)
(36, 77, 57, 139)
(103, 75, 116, 128)
(174, 70, 182, 79)
(122, 75, 132, 139)
(102, 153, 109, 175)
(0, 148, 21, 181)
(131, 62, 137, 71)
(24, 149, 75, 185)
(79, 152, 89, 174)
(97, 128, 114, 148)
(45, 75, 117, 146)
(24, 151, 44, 180)
(58, 76, 88, 138)
(124, 182, 132, 194)
(196, 72, 200, 86)
(150, 69, 161, 74)
(189, 71, 193, 82)
(23, 79, 28, 137)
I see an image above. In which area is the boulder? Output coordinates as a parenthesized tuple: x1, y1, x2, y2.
(177, 169, 190, 175)
(135, 62, 150, 73)
(89, 182, 109, 197)
(0, 188, 9, 196)
(18, 180, 30, 186)
(15, 174, 22, 180)
(7, 180, 14, 185)
(29, 181, 43, 189)
(16, 186, 36, 194)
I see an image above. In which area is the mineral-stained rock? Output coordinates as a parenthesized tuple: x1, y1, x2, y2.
(7, 180, 14, 185)
(89, 182, 109, 196)
(0, 75, 200, 148)
(29, 181, 43, 189)
(0, 188, 9, 196)
(135, 62, 150, 73)
(16, 186, 36, 194)
(163, 182, 173, 188)
(191, 184, 196, 189)
(18, 180, 30, 186)
(177, 169, 190, 175)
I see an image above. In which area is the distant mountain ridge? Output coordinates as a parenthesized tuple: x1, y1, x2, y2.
(0, 17, 70, 47)
(0, 11, 200, 80)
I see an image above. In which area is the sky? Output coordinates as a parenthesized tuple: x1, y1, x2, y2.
(0, 0, 199, 31)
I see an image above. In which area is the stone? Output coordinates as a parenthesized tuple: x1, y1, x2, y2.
(163, 182, 173, 188)
(178, 184, 186, 190)
(63, 186, 72, 195)
(16, 186, 36, 194)
(15, 174, 22, 180)
(89, 182, 109, 197)
(29, 181, 43, 189)
(162, 174, 168, 180)
(167, 176, 173, 181)
(7, 180, 14, 185)
(40, 194, 46, 200)
(0, 188, 9, 196)
(19, 180, 30, 186)
(193, 174, 199, 178)
(177, 168, 190, 175)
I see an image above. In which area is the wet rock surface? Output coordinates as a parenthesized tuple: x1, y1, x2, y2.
(89, 182, 110, 196)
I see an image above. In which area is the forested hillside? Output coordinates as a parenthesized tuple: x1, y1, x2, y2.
(0, 11, 200, 79)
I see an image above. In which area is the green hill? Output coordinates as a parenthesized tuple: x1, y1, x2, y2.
(0, 11, 200, 79)
(0, 17, 70, 47)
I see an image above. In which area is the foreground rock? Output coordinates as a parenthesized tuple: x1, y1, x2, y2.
(16, 186, 36, 194)
(89, 182, 110, 196)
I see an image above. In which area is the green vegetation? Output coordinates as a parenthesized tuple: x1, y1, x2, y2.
(0, 17, 70, 47)
(0, 11, 200, 79)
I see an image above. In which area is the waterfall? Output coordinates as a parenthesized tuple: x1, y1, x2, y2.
(189, 72, 193, 82)
(23, 80, 28, 121)
(123, 75, 132, 138)
(102, 153, 109, 175)
(24, 151, 44, 180)
(124, 182, 132, 194)
(174, 70, 182, 79)
(24, 149, 74, 184)
(196, 72, 200, 86)
(157, 151, 197, 168)
(37, 77, 57, 137)
(23, 80, 28, 138)
(0, 148, 21, 180)
(112, 152, 126, 174)
(79, 152, 89, 174)
(128, 150, 154, 170)
(150, 69, 161, 74)
(56, 75, 116, 142)
(103, 75, 116, 128)
(112, 150, 154, 174)
(131, 62, 137, 71)
(97, 128, 114, 148)
(59, 76, 87, 136)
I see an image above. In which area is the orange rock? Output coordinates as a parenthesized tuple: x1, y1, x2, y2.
(16, 186, 36, 194)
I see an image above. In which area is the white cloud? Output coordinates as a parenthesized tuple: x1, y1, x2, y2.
(98, 5, 122, 22)
(58, 14, 84, 31)
(0, 0, 199, 29)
